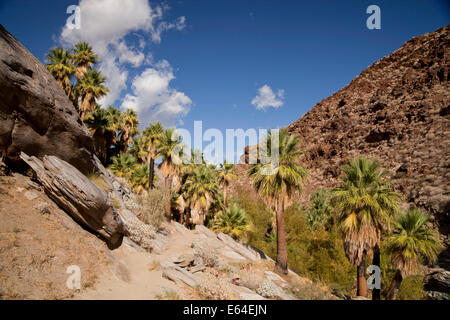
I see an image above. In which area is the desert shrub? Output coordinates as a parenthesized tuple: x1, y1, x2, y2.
(289, 281, 331, 300)
(192, 240, 219, 267)
(155, 288, 181, 300)
(256, 280, 280, 298)
(397, 275, 425, 300)
(305, 189, 333, 230)
(197, 274, 235, 300)
(239, 270, 264, 291)
(136, 188, 168, 228)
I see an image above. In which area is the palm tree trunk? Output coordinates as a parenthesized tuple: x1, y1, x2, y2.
(357, 251, 368, 297)
(274, 199, 288, 275)
(223, 185, 227, 207)
(184, 208, 190, 228)
(148, 157, 155, 190)
(386, 270, 402, 300)
(372, 244, 381, 300)
(165, 175, 173, 219)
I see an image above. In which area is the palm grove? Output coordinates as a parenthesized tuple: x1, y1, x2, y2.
(46, 44, 442, 300)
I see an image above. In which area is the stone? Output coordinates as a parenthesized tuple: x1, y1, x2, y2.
(33, 201, 50, 214)
(194, 225, 217, 238)
(424, 268, 450, 294)
(173, 221, 188, 234)
(220, 249, 247, 261)
(0, 25, 97, 175)
(188, 264, 206, 273)
(24, 191, 38, 201)
(162, 268, 198, 288)
(217, 232, 259, 261)
(20, 153, 123, 245)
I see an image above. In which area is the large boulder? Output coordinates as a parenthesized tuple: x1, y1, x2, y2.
(20, 153, 123, 246)
(0, 24, 96, 174)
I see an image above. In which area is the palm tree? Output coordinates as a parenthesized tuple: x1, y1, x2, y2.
(248, 128, 308, 275)
(77, 70, 109, 121)
(157, 128, 184, 218)
(109, 154, 136, 178)
(330, 158, 400, 298)
(213, 205, 248, 239)
(72, 42, 99, 81)
(119, 109, 139, 154)
(45, 47, 74, 96)
(218, 161, 237, 207)
(130, 164, 151, 194)
(182, 165, 218, 225)
(84, 106, 116, 164)
(385, 209, 441, 300)
(129, 136, 148, 165)
(143, 122, 164, 190)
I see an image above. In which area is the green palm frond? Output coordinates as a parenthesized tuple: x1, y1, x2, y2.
(330, 157, 401, 265)
(386, 208, 441, 276)
(213, 205, 249, 239)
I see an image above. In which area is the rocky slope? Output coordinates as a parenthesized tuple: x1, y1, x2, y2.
(233, 26, 449, 257)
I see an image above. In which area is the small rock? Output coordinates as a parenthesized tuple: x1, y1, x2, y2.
(33, 202, 51, 214)
(188, 264, 206, 273)
(169, 254, 186, 264)
(24, 191, 38, 201)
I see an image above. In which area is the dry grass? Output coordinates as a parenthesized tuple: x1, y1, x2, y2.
(87, 173, 109, 193)
(148, 259, 160, 271)
(0, 174, 110, 300)
(155, 288, 181, 300)
(136, 188, 168, 229)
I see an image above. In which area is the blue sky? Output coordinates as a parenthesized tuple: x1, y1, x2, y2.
(0, 0, 448, 162)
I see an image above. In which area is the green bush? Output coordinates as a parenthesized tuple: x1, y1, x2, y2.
(397, 275, 425, 300)
(229, 189, 355, 295)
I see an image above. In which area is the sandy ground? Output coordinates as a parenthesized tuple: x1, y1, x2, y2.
(74, 225, 198, 300)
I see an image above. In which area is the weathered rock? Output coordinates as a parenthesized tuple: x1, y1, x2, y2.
(188, 264, 206, 273)
(162, 268, 198, 288)
(424, 268, 450, 294)
(195, 224, 217, 238)
(264, 270, 286, 283)
(20, 153, 123, 245)
(172, 221, 189, 234)
(24, 191, 38, 201)
(217, 233, 259, 261)
(0, 25, 96, 175)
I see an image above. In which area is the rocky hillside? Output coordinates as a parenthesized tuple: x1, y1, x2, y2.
(233, 26, 449, 259)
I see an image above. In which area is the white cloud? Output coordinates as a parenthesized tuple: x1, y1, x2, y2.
(251, 85, 285, 110)
(121, 60, 192, 126)
(60, 0, 189, 121)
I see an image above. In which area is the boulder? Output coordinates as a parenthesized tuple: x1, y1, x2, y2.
(20, 153, 123, 245)
(424, 268, 450, 294)
(0, 24, 96, 175)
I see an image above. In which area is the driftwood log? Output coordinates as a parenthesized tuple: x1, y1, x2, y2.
(20, 152, 157, 250)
